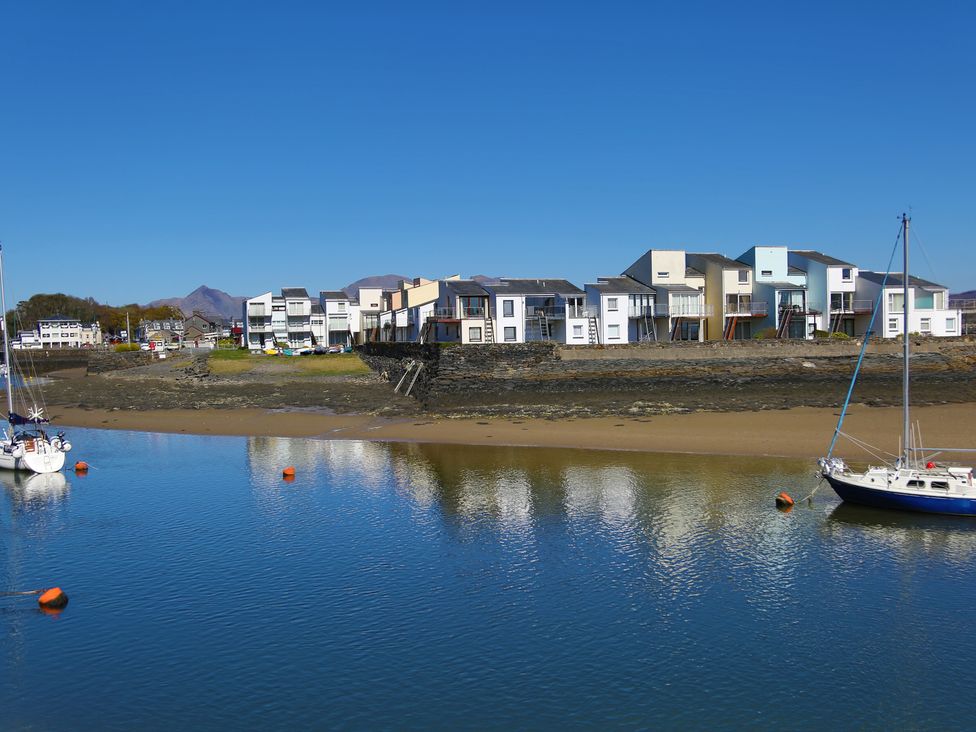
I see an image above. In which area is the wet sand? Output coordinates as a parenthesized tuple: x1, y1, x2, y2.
(50, 402, 976, 461)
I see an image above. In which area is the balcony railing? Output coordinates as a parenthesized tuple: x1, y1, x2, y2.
(830, 299, 873, 314)
(526, 306, 566, 320)
(656, 303, 715, 318)
(627, 305, 656, 319)
(724, 302, 768, 317)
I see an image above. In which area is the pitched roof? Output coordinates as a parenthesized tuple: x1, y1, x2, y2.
(787, 265, 807, 275)
(652, 284, 701, 294)
(858, 271, 947, 290)
(685, 266, 705, 278)
(443, 280, 490, 296)
(311, 304, 324, 314)
(485, 278, 584, 296)
(281, 287, 309, 299)
(791, 250, 855, 267)
(586, 276, 656, 294)
(687, 253, 751, 270)
(38, 314, 79, 322)
(319, 290, 348, 300)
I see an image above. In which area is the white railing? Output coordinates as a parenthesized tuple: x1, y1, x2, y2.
(949, 299, 976, 313)
(656, 303, 714, 318)
(627, 305, 656, 318)
(724, 301, 768, 316)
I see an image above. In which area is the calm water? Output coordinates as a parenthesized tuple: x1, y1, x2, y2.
(3, 429, 976, 730)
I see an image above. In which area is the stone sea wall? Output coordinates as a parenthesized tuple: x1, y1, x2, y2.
(358, 337, 976, 413)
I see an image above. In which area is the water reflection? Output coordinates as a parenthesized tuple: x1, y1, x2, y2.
(246, 436, 391, 490)
(0, 470, 69, 507)
(824, 502, 976, 559)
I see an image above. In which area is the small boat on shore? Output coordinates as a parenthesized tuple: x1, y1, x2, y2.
(818, 215, 976, 515)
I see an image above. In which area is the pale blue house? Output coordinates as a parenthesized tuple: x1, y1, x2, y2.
(737, 246, 816, 338)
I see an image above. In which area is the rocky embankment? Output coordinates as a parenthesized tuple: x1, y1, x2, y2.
(359, 339, 976, 419)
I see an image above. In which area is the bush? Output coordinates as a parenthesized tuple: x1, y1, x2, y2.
(114, 343, 141, 352)
(814, 329, 829, 338)
(829, 331, 851, 340)
(753, 327, 778, 340)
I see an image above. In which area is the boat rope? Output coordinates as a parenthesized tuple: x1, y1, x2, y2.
(834, 429, 899, 464)
(0, 589, 44, 597)
(826, 223, 903, 459)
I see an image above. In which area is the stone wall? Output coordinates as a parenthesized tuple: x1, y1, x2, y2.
(87, 350, 154, 374)
(4, 348, 90, 374)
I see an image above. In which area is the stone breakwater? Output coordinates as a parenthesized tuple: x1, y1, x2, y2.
(358, 338, 976, 417)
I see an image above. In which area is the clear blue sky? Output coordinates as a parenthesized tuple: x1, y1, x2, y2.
(1, 0, 974, 306)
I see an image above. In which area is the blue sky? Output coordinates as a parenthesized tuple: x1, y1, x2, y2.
(1, 1, 974, 306)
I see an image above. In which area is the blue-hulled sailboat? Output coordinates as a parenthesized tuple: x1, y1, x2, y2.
(818, 214, 976, 515)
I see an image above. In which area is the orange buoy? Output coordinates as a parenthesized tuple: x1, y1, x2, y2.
(775, 491, 795, 508)
(74, 461, 89, 472)
(282, 466, 296, 477)
(37, 587, 69, 610)
(282, 474, 296, 483)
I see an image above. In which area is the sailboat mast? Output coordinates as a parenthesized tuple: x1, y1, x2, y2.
(0, 244, 14, 420)
(902, 213, 911, 465)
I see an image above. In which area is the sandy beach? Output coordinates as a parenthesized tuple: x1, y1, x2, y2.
(49, 402, 976, 461)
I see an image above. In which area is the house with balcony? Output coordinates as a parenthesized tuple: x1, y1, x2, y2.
(244, 288, 315, 351)
(310, 304, 326, 346)
(737, 246, 816, 339)
(481, 279, 590, 344)
(244, 291, 274, 351)
(789, 250, 869, 336)
(281, 287, 313, 349)
(353, 287, 384, 344)
(622, 250, 710, 341)
(319, 291, 357, 346)
(424, 280, 495, 344)
(686, 253, 765, 340)
(584, 277, 657, 343)
(856, 272, 961, 338)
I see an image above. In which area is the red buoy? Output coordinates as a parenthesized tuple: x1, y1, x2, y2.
(38, 587, 69, 610)
(282, 466, 296, 478)
(74, 461, 89, 472)
(926, 461, 936, 469)
(775, 491, 795, 508)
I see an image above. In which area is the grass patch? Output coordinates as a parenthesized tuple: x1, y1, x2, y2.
(291, 353, 370, 375)
(207, 350, 369, 376)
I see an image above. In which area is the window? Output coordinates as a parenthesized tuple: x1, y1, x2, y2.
(888, 293, 905, 312)
(607, 297, 618, 311)
(468, 327, 482, 342)
(608, 324, 620, 339)
(934, 292, 945, 309)
(761, 270, 772, 277)
(888, 318, 898, 332)
(337, 302, 346, 313)
(573, 325, 583, 337)
(656, 271, 669, 279)
(947, 318, 957, 331)
(920, 318, 931, 333)
(503, 300, 514, 317)
(738, 270, 749, 283)
(504, 326, 516, 341)
(841, 268, 852, 281)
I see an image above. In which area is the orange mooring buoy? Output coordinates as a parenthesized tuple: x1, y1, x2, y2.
(37, 587, 69, 610)
(775, 491, 795, 508)
(74, 461, 89, 472)
(282, 466, 296, 478)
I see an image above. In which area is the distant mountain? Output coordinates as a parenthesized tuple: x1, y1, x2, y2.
(148, 285, 247, 320)
(471, 274, 502, 285)
(343, 274, 411, 297)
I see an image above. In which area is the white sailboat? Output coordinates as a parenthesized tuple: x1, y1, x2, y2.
(818, 215, 976, 514)
(0, 244, 71, 474)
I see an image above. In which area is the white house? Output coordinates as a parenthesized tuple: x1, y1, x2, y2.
(353, 287, 384, 344)
(36, 315, 102, 348)
(857, 272, 961, 338)
(789, 250, 870, 336)
(481, 279, 590, 344)
(281, 288, 312, 349)
(584, 277, 657, 343)
(319, 291, 356, 347)
(244, 287, 315, 351)
(244, 291, 274, 351)
(425, 280, 494, 344)
(623, 250, 710, 341)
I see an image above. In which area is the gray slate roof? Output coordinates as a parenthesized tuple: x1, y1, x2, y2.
(486, 278, 585, 296)
(319, 291, 348, 300)
(858, 271, 947, 290)
(281, 287, 309, 299)
(685, 266, 705, 278)
(587, 277, 656, 294)
(791, 250, 855, 267)
(443, 280, 491, 296)
(311, 304, 324, 314)
(652, 284, 701, 294)
(688, 253, 751, 270)
(787, 265, 807, 275)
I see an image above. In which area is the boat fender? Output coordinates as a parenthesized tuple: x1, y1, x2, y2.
(775, 491, 795, 508)
(12, 445, 24, 459)
(38, 587, 69, 610)
(74, 461, 89, 472)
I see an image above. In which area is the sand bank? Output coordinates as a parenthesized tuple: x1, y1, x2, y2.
(49, 403, 976, 460)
